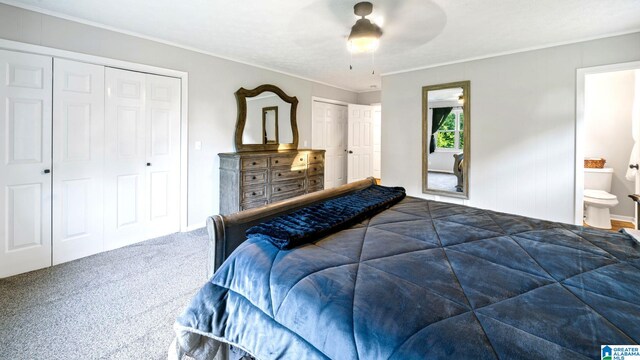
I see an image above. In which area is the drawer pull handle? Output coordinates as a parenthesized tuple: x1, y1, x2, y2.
(314, 156, 317, 160)
(275, 160, 279, 164)
(251, 192, 256, 196)
(278, 173, 282, 177)
(252, 176, 256, 180)
(313, 168, 317, 171)
(298, 171, 302, 174)
(252, 162, 257, 166)
(298, 184, 302, 187)
(277, 188, 281, 191)
(299, 158, 303, 161)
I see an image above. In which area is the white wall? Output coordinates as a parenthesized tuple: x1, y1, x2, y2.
(382, 32, 640, 223)
(0, 3, 358, 227)
(585, 70, 636, 219)
(357, 90, 381, 105)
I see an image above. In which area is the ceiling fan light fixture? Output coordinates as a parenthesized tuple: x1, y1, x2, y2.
(348, 35, 380, 53)
(347, 2, 382, 54)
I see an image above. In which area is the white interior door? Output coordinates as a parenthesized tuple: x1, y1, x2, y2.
(145, 73, 181, 238)
(104, 68, 148, 250)
(634, 69, 640, 230)
(0, 50, 53, 278)
(348, 104, 374, 183)
(312, 101, 348, 189)
(104, 68, 180, 250)
(372, 105, 382, 180)
(52, 59, 105, 265)
(636, 144, 639, 230)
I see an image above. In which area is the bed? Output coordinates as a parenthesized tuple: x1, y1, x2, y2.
(170, 178, 640, 360)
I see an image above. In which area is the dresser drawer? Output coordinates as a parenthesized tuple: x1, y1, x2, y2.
(308, 152, 324, 164)
(241, 158, 268, 170)
(271, 153, 307, 168)
(307, 175, 323, 189)
(271, 190, 305, 204)
(272, 168, 306, 182)
(308, 164, 324, 176)
(272, 179, 305, 197)
(241, 185, 267, 203)
(241, 200, 268, 211)
(241, 170, 268, 186)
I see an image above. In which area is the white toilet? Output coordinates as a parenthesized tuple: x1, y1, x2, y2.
(584, 167, 619, 229)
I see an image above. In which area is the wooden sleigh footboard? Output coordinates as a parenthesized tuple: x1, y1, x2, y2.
(172, 178, 376, 360)
(205, 177, 377, 277)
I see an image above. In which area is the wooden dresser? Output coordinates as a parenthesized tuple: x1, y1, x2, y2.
(219, 149, 325, 214)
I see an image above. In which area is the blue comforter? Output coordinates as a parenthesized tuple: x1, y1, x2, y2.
(175, 197, 640, 359)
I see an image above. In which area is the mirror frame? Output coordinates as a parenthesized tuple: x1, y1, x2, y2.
(234, 84, 299, 152)
(422, 80, 471, 199)
(262, 106, 279, 144)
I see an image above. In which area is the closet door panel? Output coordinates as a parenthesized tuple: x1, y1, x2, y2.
(104, 68, 147, 250)
(52, 59, 105, 265)
(0, 50, 52, 278)
(145, 74, 180, 238)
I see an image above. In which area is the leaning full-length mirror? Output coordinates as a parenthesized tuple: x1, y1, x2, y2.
(422, 81, 470, 198)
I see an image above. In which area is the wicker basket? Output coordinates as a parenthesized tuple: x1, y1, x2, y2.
(584, 158, 606, 169)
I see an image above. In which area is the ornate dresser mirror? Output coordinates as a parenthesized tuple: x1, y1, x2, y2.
(234, 84, 298, 152)
(422, 81, 470, 199)
(220, 84, 325, 214)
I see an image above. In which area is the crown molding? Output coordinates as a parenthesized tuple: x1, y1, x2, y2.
(381, 29, 640, 77)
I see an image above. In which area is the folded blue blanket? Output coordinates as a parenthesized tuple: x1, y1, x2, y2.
(246, 185, 406, 249)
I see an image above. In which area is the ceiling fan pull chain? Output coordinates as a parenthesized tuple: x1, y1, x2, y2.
(371, 50, 375, 75)
(350, 51, 353, 70)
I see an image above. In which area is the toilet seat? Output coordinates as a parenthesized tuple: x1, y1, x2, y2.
(584, 189, 617, 201)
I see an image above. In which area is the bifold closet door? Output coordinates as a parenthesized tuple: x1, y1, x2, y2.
(0, 50, 53, 278)
(52, 59, 105, 265)
(144, 73, 181, 238)
(103, 68, 180, 250)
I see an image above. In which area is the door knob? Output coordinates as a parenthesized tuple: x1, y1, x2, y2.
(631, 164, 639, 170)
(348, 150, 353, 154)
(146, 162, 151, 166)
(43, 169, 51, 174)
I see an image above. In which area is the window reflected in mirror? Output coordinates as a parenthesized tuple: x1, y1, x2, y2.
(422, 81, 470, 198)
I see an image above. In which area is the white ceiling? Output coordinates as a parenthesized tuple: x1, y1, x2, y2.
(3, 0, 640, 92)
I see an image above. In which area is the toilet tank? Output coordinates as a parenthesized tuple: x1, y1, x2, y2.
(584, 168, 614, 191)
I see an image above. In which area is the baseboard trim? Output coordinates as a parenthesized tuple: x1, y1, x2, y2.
(183, 222, 206, 232)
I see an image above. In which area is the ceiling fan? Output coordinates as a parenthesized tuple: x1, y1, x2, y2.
(347, 2, 383, 54)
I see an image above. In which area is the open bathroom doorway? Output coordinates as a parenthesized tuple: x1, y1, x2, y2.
(576, 61, 640, 231)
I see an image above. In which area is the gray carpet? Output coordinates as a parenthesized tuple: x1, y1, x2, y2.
(0, 228, 209, 360)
